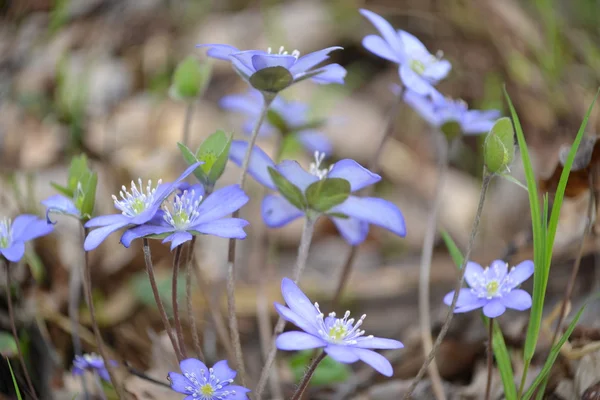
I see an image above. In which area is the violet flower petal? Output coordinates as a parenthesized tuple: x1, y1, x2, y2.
(262, 195, 304, 228)
(275, 331, 327, 350)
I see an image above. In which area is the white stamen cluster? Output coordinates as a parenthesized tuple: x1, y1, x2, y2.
(182, 367, 236, 399)
(314, 302, 372, 345)
(162, 190, 203, 230)
(469, 262, 516, 300)
(309, 151, 332, 180)
(0, 217, 12, 248)
(112, 179, 162, 217)
(267, 45, 300, 59)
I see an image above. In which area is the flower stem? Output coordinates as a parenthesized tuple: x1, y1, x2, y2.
(142, 238, 182, 362)
(225, 93, 275, 387)
(93, 373, 107, 400)
(172, 245, 187, 358)
(403, 171, 493, 400)
(485, 318, 494, 400)
(417, 132, 449, 400)
(330, 88, 403, 310)
(255, 217, 316, 400)
(80, 227, 122, 398)
(290, 351, 327, 400)
(182, 101, 195, 147)
(4, 260, 39, 400)
(185, 236, 204, 360)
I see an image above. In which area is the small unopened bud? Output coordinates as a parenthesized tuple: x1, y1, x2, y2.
(484, 117, 515, 173)
(171, 56, 211, 100)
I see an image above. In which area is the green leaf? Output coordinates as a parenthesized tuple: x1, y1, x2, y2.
(249, 66, 293, 93)
(266, 109, 289, 133)
(197, 130, 233, 186)
(130, 271, 186, 316)
(178, 142, 208, 185)
(484, 117, 515, 173)
(305, 178, 350, 213)
(289, 351, 350, 386)
(0, 333, 17, 357)
(440, 229, 464, 267)
(7, 358, 22, 400)
(50, 182, 72, 198)
(498, 172, 528, 192)
(268, 167, 307, 210)
(172, 56, 211, 99)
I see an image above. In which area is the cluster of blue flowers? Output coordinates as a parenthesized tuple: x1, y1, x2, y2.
(0, 7, 534, 400)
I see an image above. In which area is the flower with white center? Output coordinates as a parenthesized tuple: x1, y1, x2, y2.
(0, 215, 53, 262)
(275, 278, 404, 376)
(83, 162, 201, 251)
(444, 259, 534, 318)
(72, 353, 117, 382)
(229, 141, 406, 245)
(168, 358, 250, 400)
(120, 184, 249, 251)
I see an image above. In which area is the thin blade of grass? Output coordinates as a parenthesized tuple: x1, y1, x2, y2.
(440, 229, 517, 399)
(7, 358, 23, 400)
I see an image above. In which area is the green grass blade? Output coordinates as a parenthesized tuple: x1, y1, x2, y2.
(441, 229, 517, 399)
(7, 358, 23, 400)
(522, 304, 585, 400)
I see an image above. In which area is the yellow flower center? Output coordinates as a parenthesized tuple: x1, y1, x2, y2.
(200, 384, 215, 396)
(328, 325, 348, 342)
(410, 59, 426, 75)
(486, 280, 499, 297)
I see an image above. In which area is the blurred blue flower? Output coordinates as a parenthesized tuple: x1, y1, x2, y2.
(120, 184, 249, 250)
(444, 260, 534, 318)
(275, 278, 403, 376)
(404, 89, 501, 135)
(83, 163, 201, 251)
(72, 353, 117, 382)
(197, 44, 346, 91)
(42, 194, 81, 223)
(168, 358, 250, 400)
(0, 215, 53, 262)
(220, 89, 332, 154)
(229, 142, 406, 245)
(360, 8, 451, 95)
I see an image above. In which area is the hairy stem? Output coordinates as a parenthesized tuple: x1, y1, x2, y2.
(403, 172, 493, 399)
(417, 132, 449, 400)
(485, 318, 494, 400)
(225, 93, 275, 387)
(182, 101, 195, 147)
(142, 238, 182, 362)
(68, 245, 89, 399)
(185, 237, 204, 360)
(255, 217, 316, 399)
(80, 227, 122, 398)
(290, 351, 327, 400)
(330, 247, 358, 309)
(4, 260, 39, 400)
(172, 245, 187, 358)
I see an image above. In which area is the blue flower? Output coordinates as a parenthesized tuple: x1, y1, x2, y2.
(197, 44, 346, 90)
(120, 184, 249, 250)
(168, 358, 250, 400)
(229, 142, 406, 245)
(0, 215, 53, 262)
(220, 88, 332, 154)
(444, 260, 534, 318)
(275, 278, 403, 376)
(404, 89, 501, 135)
(360, 9, 451, 95)
(41, 194, 81, 223)
(72, 353, 117, 382)
(83, 163, 201, 251)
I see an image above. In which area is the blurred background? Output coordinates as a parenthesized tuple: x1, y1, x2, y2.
(1, 0, 600, 398)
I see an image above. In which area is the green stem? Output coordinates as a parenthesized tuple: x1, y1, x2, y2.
(403, 172, 493, 400)
(185, 237, 204, 360)
(255, 217, 316, 400)
(182, 101, 195, 147)
(485, 318, 494, 400)
(172, 245, 187, 358)
(290, 351, 327, 400)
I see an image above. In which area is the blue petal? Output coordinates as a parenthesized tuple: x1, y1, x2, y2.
(328, 159, 380, 192)
(251, 54, 296, 71)
(506, 260, 534, 289)
(464, 261, 485, 289)
(403, 90, 440, 126)
(483, 299, 506, 318)
(168, 372, 193, 394)
(85, 214, 128, 228)
(331, 196, 406, 237)
(275, 331, 326, 350)
(276, 160, 318, 191)
(163, 231, 193, 250)
(221, 386, 251, 400)
(219, 93, 261, 115)
(1, 242, 25, 263)
(120, 225, 173, 247)
(423, 60, 451, 82)
(196, 44, 240, 60)
(398, 30, 428, 55)
(280, 278, 321, 325)
(362, 34, 400, 63)
(324, 344, 359, 363)
(41, 194, 80, 223)
(179, 358, 209, 380)
(229, 141, 276, 190)
(193, 185, 249, 225)
(352, 348, 394, 376)
(443, 288, 484, 311)
(307, 63, 347, 85)
(289, 46, 344, 74)
(274, 303, 320, 336)
(296, 130, 332, 155)
(229, 50, 260, 77)
(500, 289, 532, 311)
(353, 337, 404, 350)
(331, 216, 369, 246)
(11, 214, 53, 242)
(399, 64, 436, 96)
(211, 360, 237, 382)
(262, 195, 304, 228)
(84, 221, 131, 251)
(193, 218, 249, 239)
(359, 9, 404, 56)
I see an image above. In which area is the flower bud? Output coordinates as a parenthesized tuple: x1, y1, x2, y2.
(484, 117, 515, 173)
(171, 56, 211, 100)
